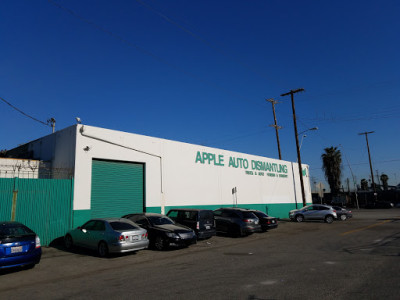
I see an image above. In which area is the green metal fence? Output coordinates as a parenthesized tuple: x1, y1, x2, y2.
(0, 177, 73, 246)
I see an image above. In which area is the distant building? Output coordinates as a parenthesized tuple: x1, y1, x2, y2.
(0, 158, 41, 178)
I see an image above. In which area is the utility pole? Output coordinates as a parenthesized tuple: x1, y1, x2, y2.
(266, 98, 282, 160)
(281, 88, 306, 207)
(358, 131, 377, 201)
(47, 118, 56, 133)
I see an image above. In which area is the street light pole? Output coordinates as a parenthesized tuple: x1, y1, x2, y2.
(298, 127, 318, 151)
(281, 88, 307, 207)
(266, 98, 282, 160)
(299, 135, 307, 150)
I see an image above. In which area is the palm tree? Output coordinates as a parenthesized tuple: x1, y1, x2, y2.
(321, 147, 342, 196)
(360, 179, 369, 190)
(380, 173, 389, 190)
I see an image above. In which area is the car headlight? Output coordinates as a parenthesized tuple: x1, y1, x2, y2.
(166, 232, 179, 238)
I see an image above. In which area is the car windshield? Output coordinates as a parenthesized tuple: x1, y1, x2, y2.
(200, 211, 214, 220)
(302, 205, 312, 210)
(254, 211, 268, 218)
(148, 216, 174, 225)
(109, 221, 139, 231)
(0, 224, 34, 238)
(242, 211, 257, 219)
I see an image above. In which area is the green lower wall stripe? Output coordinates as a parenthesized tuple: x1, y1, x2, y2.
(72, 209, 91, 228)
(73, 202, 311, 226)
(147, 202, 311, 219)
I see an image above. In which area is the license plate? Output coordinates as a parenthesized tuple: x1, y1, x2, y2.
(131, 235, 139, 241)
(11, 246, 23, 253)
(272, 220, 276, 223)
(205, 225, 211, 230)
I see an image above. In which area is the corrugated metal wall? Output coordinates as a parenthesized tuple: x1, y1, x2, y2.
(0, 178, 73, 246)
(91, 159, 144, 218)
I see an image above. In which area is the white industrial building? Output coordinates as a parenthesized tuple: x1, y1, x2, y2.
(8, 124, 311, 227)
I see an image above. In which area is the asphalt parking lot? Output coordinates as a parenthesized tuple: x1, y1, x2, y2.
(1, 208, 399, 299)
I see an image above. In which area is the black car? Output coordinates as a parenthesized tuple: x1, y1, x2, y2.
(167, 209, 216, 239)
(213, 208, 262, 237)
(122, 213, 196, 250)
(246, 210, 278, 231)
(332, 206, 352, 221)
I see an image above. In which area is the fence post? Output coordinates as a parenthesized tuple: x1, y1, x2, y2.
(11, 177, 19, 221)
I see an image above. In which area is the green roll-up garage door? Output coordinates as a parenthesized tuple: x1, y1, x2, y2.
(91, 159, 144, 218)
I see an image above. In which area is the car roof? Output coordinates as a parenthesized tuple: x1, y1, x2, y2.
(87, 218, 133, 222)
(168, 208, 211, 212)
(215, 207, 253, 212)
(125, 213, 167, 217)
(0, 221, 23, 226)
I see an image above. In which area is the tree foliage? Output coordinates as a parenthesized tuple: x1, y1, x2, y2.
(0, 149, 7, 157)
(321, 146, 342, 196)
(380, 173, 389, 190)
(360, 178, 369, 190)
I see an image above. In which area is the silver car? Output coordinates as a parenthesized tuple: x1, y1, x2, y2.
(289, 204, 337, 224)
(65, 218, 149, 257)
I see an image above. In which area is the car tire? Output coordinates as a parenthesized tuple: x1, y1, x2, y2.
(325, 215, 334, 224)
(154, 236, 165, 250)
(237, 226, 246, 237)
(340, 214, 347, 221)
(98, 241, 109, 257)
(64, 234, 73, 250)
(295, 214, 304, 223)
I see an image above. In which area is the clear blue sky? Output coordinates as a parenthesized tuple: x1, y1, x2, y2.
(1, 0, 399, 189)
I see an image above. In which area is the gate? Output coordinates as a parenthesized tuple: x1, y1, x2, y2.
(0, 177, 73, 246)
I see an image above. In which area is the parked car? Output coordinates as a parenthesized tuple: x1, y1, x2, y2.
(213, 208, 262, 237)
(0, 221, 41, 270)
(122, 213, 197, 250)
(64, 218, 149, 257)
(166, 209, 216, 239)
(246, 209, 278, 231)
(289, 204, 337, 224)
(332, 206, 352, 221)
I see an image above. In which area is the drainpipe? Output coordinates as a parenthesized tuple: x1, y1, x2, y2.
(79, 125, 165, 212)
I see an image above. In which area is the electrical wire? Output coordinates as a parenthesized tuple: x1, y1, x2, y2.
(134, 0, 289, 89)
(0, 96, 50, 126)
(47, 0, 264, 108)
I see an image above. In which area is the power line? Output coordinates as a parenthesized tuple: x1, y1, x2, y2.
(47, 0, 264, 108)
(134, 0, 289, 89)
(0, 96, 50, 127)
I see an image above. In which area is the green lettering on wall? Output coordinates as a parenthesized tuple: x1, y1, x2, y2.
(229, 157, 237, 168)
(195, 151, 203, 164)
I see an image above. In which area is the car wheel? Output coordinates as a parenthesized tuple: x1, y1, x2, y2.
(325, 215, 334, 224)
(64, 234, 73, 250)
(154, 236, 165, 250)
(235, 226, 246, 237)
(295, 214, 304, 222)
(98, 241, 109, 257)
(340, 214, 347, 221)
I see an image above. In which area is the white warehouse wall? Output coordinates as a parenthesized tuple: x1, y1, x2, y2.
(73, 125, 311, 224)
